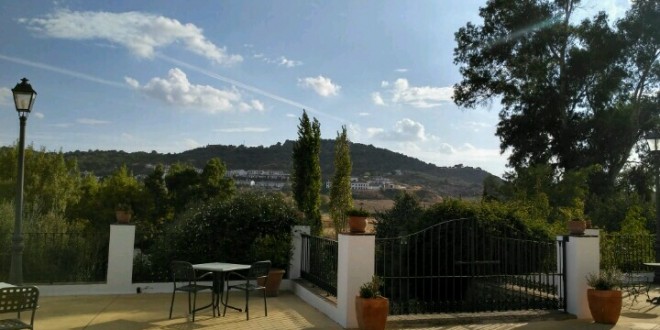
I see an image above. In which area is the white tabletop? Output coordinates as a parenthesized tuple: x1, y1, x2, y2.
(193, 262, 250, 272)
(644, 262, 660, 267)
(0, 282, 16, 289)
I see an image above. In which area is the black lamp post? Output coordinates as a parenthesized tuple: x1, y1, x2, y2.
(9, 78, 37, 285)
(645, 130, 660, 284)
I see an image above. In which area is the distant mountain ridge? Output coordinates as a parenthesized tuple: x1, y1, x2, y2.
(63, 140, 491, 197)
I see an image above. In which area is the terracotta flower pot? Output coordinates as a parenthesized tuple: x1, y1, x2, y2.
(567, 220, 586, 236)
(349, 216, 368, 233)
(115, 210, 132, 224)
(587, 289, 622, 324)
(355, 296, 389, 330)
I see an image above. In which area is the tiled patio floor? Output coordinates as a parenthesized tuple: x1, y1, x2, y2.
(30, 284, 660, 329)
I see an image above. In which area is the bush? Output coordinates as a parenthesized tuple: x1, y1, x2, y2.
(143, 191, 299, 281)
(586, 268, 622, 290)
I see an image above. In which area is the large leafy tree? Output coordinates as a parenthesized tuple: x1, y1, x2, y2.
(453, 0, 659, 196)
(329, 126, 353, 236)
(292, 110, 322, 234)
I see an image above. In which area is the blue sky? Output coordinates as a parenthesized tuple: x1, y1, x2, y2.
(0, 0, 631, 177)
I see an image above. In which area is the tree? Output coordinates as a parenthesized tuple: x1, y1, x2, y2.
(292, 110, 322, 234)
(200, 157, 235, 201)
(329, 126, 353, 236)
(165, 163, 201, 213)
(453, 0, 659, 196)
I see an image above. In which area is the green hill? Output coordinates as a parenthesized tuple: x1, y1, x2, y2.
(64, 140, 492, 198)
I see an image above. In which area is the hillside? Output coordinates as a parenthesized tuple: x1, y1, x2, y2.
(64, 140, 492, 197)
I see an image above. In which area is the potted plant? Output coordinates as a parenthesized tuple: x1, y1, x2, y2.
(355, 275, 388, 330)
(347, 207, 370, 233)
(251, 234, 293, 296)
(586, 268, 623, 324)
(115, 203, 133, 224)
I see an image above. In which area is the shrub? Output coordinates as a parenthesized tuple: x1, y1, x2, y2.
(586, 268, 622, 290)
(359, 275, 383, 298)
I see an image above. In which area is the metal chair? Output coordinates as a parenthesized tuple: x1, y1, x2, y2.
(223, 260, 271, 320)
(169, 261, 215, 321)
(0, 286, 39, 330)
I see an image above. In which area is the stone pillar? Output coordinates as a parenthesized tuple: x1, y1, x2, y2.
(107, 224, 136, 293)
(290, 225, 310, 279)
(562, 230, 600, 319)
(337, 233, 375, 329)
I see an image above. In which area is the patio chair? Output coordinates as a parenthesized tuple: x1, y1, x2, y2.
(169, 261, 215, 321)
(0, 286, 39, 330)
(622, 271, 651, 305)
(223, 260, 271, 320)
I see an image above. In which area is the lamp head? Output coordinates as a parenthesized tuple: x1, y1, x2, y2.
(11, 78, 37, 118)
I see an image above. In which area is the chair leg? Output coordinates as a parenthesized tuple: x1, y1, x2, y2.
(169, 290, 176, 319)
(263, 289, 267, 316)
(192, 291, 197, 322)
(245, 288, 250, 320)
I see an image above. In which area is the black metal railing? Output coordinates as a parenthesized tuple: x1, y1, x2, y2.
(0, 232, 108, 284)
(301, 234, 338, 296)
(601, 233, 655, 272)
(376, 218, 565, 315)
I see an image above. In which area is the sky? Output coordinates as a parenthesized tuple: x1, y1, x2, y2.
(0, 0, 631, 178)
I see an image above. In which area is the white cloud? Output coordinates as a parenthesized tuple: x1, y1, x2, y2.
(371, 92, 386, 106)
(32, 112, 45, 119)
(286, 113, 297, 118)
(358, 112, 370, 117)
(368, 118, 433, 142)
(277, 56, 302, 68)
(376, 78, 453, 108)
(215, 127, 270, 133)
(298, 75, 341, 97)
(23, 10, 242, 65)
(77, 118, 110, 125)
(0, 87, 11, 105)
(395, 68, 408, 73)
(125, 68, 264, 113)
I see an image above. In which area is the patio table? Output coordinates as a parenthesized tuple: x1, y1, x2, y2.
(643, 263, 660, 304)
(0, 282, 15, 289)
(193, 262, 250, 315)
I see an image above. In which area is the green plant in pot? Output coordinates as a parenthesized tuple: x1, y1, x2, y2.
(251, 233, 293, 296)
(586, 268, 622, 325)
(346, 207, 370, 233)
(115, 203, 133, 224)
(355, 275, 388, 330)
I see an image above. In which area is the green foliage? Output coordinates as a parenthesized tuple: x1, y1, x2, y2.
(454, 0, 660, 200)
(586, 268, 622, 291)
(359, 275, 383, 298)
(375, 191, 424, 238)
(329, 126, 353, 237)
(346, 208, 369, 217)
(145, 191, 299, 280)
(292, 110, 323, 234)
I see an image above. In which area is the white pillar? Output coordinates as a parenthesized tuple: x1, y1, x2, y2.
(290, 225, 310, 279)
(107, 224, 136, 293)
(337, 233, 375, 329)
(562, 231, 600, 319)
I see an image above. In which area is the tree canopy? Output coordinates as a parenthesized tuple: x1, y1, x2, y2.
(453, 0, 659, 196)
(292, 110, 323, 234)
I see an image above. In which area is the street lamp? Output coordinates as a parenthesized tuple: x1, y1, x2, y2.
(9, 78, 37, 285)
(645, 130, 660, 284)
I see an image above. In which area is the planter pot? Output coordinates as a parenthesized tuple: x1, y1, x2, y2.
(115, 210, 132, 224)
(349, 216, 368, 233)
(567, 220, 586, 236)
(355, 296, 389, 330)
(257, 268, 286, 297)
(587, 289, 622, 324)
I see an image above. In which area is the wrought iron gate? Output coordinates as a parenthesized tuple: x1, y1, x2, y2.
(376, 218, 566, 314)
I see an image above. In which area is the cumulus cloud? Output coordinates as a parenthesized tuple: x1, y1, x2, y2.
(374, 78, 453, 108)
(371, 92, 386, 106)
(368, 118, 433, 142)
(298, 75, 341, 97)
(125, 68, 264, 113)
(32, 112, 45, 119)
(22, 10, 242, 65)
